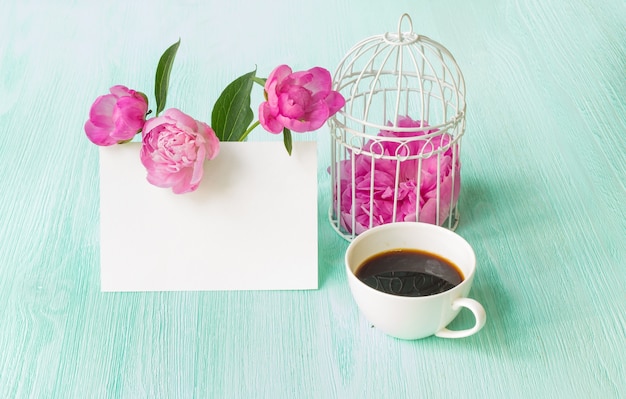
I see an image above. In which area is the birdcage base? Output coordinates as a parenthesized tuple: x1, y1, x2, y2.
(328, 206, 459, 242)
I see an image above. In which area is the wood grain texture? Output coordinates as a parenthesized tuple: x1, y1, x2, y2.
(0, 0, 624, 398)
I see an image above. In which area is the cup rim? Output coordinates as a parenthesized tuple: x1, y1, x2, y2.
(345, 222, 476, 300)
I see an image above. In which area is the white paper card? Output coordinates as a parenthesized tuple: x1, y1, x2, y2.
(99, 141, 318, 292)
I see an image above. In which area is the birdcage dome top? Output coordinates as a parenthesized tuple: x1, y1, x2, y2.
(331, 14, 466, 138)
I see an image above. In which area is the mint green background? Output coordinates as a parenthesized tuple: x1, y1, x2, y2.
(1, 0, 624, 398)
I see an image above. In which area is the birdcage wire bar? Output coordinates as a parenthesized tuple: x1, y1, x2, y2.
(328, 13, 466, 241)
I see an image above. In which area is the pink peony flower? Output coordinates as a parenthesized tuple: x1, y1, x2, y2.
(84, 85, 149, 146)
(259, 65, 345, 133)
(140, 108, 220, 194)
(335, 116, 461, 234)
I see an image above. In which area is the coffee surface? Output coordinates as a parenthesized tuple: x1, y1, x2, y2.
(355, 249, 463, 297)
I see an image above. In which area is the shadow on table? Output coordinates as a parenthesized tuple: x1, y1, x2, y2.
(317, 219, 350, 289)
(439, 172, 560, 358)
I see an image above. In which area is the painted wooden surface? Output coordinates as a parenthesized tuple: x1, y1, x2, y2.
(1, 0, 624, 397)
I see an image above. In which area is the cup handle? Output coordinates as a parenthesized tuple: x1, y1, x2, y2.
(434, 297, 487, 339)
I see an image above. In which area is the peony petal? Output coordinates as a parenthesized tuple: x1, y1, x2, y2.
(142, 116, 163, 137)
(418, 197, 438, 225)
(324, 90, 346, 115)
(109, 85, 132, 97)
(171, 169, 198, 194)
(111, 97, 148, 140)
(145, 168, 179, 188)
(280, 100, 329, 132)
(163, 108, 198, 132)
(88, 94, 116, 128)
(259, 102, 284, 134)
(278, 90, 307, 119)
(189, 149, 205, 186)
(116, 97, 148, 123)
(196, 122, 220, 160)
(115, 97, 147, 127)
(84, 120, 117, 146)
(288, 70, 314, 88)
(264, 79, 281, 111)
(266, 65, 292, 87)
(300, 67, 332, 96)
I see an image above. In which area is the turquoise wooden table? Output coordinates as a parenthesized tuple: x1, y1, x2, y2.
(1, 0, 624, 397)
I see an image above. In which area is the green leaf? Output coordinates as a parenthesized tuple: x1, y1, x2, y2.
(211, 69, 256, 142)
(154, 39, 181, 116)
(282, 128, 292, 156)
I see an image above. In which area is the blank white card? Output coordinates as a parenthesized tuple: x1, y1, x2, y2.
(99, 141, 318, 292)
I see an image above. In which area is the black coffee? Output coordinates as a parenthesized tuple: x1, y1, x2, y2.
(355, 249, 463, 297)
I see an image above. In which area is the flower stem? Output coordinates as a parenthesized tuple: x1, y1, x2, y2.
(252, 77, 267, 87)
(239, 120, 260, 141)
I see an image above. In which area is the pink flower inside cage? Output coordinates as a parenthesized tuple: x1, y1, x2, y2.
(334, 116, 460, 235)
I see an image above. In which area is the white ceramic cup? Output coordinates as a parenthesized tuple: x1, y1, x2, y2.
(345, 222, 486, 340)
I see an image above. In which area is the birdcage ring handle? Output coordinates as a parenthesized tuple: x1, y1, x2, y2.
(397, 13, 413, 37)
(384, 13, 418, 45)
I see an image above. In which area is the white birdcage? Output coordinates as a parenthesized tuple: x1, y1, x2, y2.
(328, 13, 466, 240)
